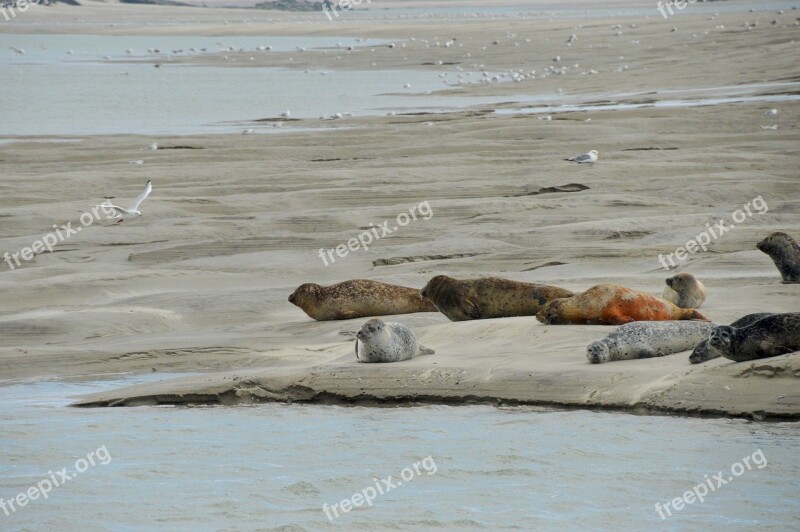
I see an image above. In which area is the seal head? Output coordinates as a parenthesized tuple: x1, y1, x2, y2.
(663, 272, 706, 308)
(586, 341, 610, 364)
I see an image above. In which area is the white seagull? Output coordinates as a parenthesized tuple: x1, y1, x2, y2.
(102, 180, 152, 224)
(566, 150, 599, 163)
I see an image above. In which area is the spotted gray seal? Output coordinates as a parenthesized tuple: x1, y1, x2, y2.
(708, 312, 800, 362)
(757, 232, 800, 283)
(354, 318, 435, 363)
(689, 313, 775, 364)
(662, 272, 706, 309)
(586, 320, 716, 363)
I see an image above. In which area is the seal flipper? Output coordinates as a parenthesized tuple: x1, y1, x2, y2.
(338, 309, 362, 320)
(461, 299, 481, 320)
(417, 345, 435, 356)
(354, 339, 360, 361)
(688, 309, 710, 321)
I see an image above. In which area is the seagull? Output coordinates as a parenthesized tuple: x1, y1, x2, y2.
(101, 180, 152, 224)
(764, 109, 778, 116)
(566, 150, 599, 163)
(143, 142, 158, 151)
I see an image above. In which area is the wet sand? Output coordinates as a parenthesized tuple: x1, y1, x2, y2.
(1, 1, 799, 418)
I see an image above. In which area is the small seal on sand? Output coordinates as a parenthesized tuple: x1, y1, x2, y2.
(288, 279, 437, 321)
(536, 284, 710, 325)
(662, 272, 706, 309)
(708, 312, 800, 362)
(419, 275, 573, 322)
(689, 313, 775, 364)
(586, 321, 716, 363)
(355, 318, 434, 363)
(757, 232, 800, 283)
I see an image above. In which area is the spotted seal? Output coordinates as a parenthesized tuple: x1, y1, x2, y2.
(586, 320, 716, 363)
(354, 318, 435, 363)
(288, 279, 437, 321)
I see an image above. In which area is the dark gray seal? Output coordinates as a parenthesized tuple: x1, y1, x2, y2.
(586, 321, 716, 363)
(354, 318, 435, 363)
(689, 313, 775, 364)
(708, 313, 800, 362)
(757, 232, 800, 283)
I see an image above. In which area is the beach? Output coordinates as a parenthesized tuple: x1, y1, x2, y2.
(1, 0, 799, 419)
(2, 1, 800, 529)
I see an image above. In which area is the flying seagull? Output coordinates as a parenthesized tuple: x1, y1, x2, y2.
(565, 150, 599, 164)
(102, 180, 152, 224)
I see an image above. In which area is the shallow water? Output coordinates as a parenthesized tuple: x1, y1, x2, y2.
(0, 376, 798, 530)
(0, 34, 463, 136)
(494, 93, 800, 116)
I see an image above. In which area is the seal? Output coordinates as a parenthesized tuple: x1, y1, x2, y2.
(536, 284, 710, 325)
(689, 313, 775, 364)
(757, 232, 800, 283)
(288, 279, 437, 321)
(354, 318, 435, 363)
(586, 321, 716, 363)
(708, 312, 800, 362)
(419, 275, 574, 322)
(662, 272, 706, 309)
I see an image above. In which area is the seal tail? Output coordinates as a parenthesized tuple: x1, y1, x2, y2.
(417, 345, 435, 356)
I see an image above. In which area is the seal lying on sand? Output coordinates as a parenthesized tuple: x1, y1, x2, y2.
(419, 275, 573, 322)
(708, 313, 800, 362)
(689, 313, 775, 364)
(662, 272, 706, 309)
(757, 232, 800, 283)
(536, 284, 710, 325)
(288, 279, 437, 321)
(586, 321, 716, 363)
(355, 318, 434, 363)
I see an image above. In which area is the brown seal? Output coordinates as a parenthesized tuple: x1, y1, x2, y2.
(419, 275, 574, 322)
(708, 313, 800, 362)
(757, 232, 800, 283)
(536, 284, 710, 325)
(662, 272, 706, 309)
(288, 279, 437, 321)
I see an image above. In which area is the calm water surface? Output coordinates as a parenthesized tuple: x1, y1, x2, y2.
(1, 376, 798, 531)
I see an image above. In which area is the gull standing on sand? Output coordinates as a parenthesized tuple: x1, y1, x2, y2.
(102, 180, 152, 224)
(566, 150, 599, 163)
